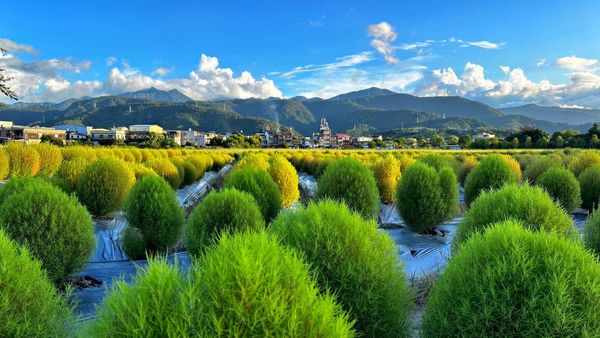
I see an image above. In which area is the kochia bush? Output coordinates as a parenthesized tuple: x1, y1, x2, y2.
(0, 230, 74, 337)
(536, 167, 581, 213)
(454, 183, 576, 249)
(396, 162, 458, 232)
(578, 164, 600, 211)
(191, 231, 355, 337)
(76, 158, 136, 216)
(569, 150, 600, 176)
(423, 221, 600, 337)
(0, 182, 95, 283)
(34, 143, 63, 176)
(143, 158, 180, 189)
(464, 155, 517, 206)
(584, 210, 600, 257)
(53, 158, 90, 193)
(224, 168, 282, 221)
(269, 201, 412, 337)
(371, 154, 401, 203)
(268, 155, 300, 208)
(316, 158, 380, 219)
(185, 189, 264, 256)
(0, 148, 10, 180)
(523, 156, 561, 183)
(123, 175, 184, 259)
(6, 142, 40, 177)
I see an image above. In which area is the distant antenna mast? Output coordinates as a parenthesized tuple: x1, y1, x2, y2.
(128, 106, 132, 113)
(416, 116, 420, 124)
(443, 113, 446, 119)
(93, 101, 97, 109)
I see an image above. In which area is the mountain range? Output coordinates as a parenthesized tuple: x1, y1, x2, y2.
(0, 87, 595, 137)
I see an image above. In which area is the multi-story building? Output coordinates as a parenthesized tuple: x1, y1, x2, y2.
(165, 130, 184, 146)
(473, 132, 496, 141)
(54, 124, 93, 141)
(91, 127, 128, 144)
(197, 132, 219, 147)
(128, 124, 164, 142)
(10, 126, 67, 144)
(313, 117, 334, 148)
(182, 129, 200, 146)
(335, 133, 351, 147)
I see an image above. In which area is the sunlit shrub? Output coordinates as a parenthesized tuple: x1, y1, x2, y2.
(458, 155, 478, 187)
(569, 150, 600, 176)
(0, 182, 95, 283)
(537, 167, 581, 213)
(499, 154, 522, 182)
(53, 158, 91, 193)
(76, 158, 135, 216)
(316, 158, 380, 219)
(185, 189, 264, 256)
(268, 155, 300, 208)
(34, 143, 63, 176)
(191, 231, 355, 337)
(423, 221, 600, 337)
(90, 258, 190, 337)
(372, 154, 401, 203)
(464, 155, 517, 205)
(236, 152, 270, 171)
(396, 162, 458, 232)
(270, 200, 411, 337)
(0, 148, 9, 180)
(6, 142, 40, 177)
(579, 164, 600, 211)
(584, 210, 600, 257)
(523, 156, 561, 183)
(144, 158, 180, 189)
(123, 175, 184, 258)
(0, 229, 74, 337)
(454, 183, 575, 249)
(224, 167, 282, 221)
(0, 176, 52, 205)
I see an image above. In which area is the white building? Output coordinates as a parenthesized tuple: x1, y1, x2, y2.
(473, 132, 496, 141)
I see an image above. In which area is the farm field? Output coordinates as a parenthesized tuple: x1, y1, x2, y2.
(2, 144, 600, 337)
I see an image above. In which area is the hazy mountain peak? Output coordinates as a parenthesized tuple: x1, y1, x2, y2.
(329, 87, 398, 101)
(118, 87, 193, 103)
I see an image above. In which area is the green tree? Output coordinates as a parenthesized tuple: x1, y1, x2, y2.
(524, 136, 533, 148)
(447, 135, 459, 145)
(0, 48, 18, 100)
(555, 135, 565, 148)
(458, 135, 472, 149)
(511, 137, 520, 148)
(591, 134, 600, 148)
(430, 134, 445, 148)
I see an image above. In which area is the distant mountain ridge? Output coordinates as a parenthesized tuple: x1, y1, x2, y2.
(500, 104, 600, 125)
(0, 87, 595, 135)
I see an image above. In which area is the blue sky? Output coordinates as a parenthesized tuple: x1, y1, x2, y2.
(2, 0, 600, 107)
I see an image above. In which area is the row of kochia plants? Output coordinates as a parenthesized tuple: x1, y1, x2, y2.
(5, 145, 600, 336)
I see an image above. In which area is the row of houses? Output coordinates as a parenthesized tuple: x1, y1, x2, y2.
(0, 121, 222, 147)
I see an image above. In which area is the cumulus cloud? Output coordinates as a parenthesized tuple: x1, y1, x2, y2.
(413, 57, 600, 108)
(152, 67, 173, 76)
(368, 22, 399, 64)
(556, 55, 598, 71)
(1, 47, 283, 102)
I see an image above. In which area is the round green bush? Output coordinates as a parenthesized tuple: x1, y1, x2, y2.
(464, 155, 517, 206)
(169, 157, 185, 189)
(269, 200, 412, 337)
(458, 155, 478, 187)
(185, 189, 264, 256)
(223, 167, 282, 221)
(454, 183, 576, 249)
(90, 258, 190, 337)
(579, 164, 600, 211)
(316, 158, 380, 219)
(268, 155, 300, 208)
(123, 174, 184, 258)
(569, 150, 600, 176)
(182, 159, 200, 185)
(0, 229, 74, 337)
(371, 154, 401, 203)
(34, 143, 63, 176)
(419, 154, 449, 171)
(76, 158, 135, 216)
(523, 156, 561, 183)
(423, 221, 600, 337)
(143, 158, 180, 189)
(0, 148, 10, 180)
(396, 162, 458, 232)
(53, 158, 90, 193)
(191, 231, 355, 337)
(6, 142, 40, 177)
(0, 176, 53, 205)
(0, 183, 95, 283)
(537, 167, 581, 213)
(584, 210, 600, 257)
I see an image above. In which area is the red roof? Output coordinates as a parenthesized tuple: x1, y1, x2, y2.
(336, 133, 350, 138)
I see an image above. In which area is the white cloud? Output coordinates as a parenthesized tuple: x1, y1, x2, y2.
(398, 37, 505, 51)
(0, 38, 37, 54)
(152, 67, 173, 76)
(367, 22, 399, 64)
(536, 58, 546, 67)
(556, 55, 598, 71)
(279, 52, 373, 79)
(105, 56, 118, 66)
